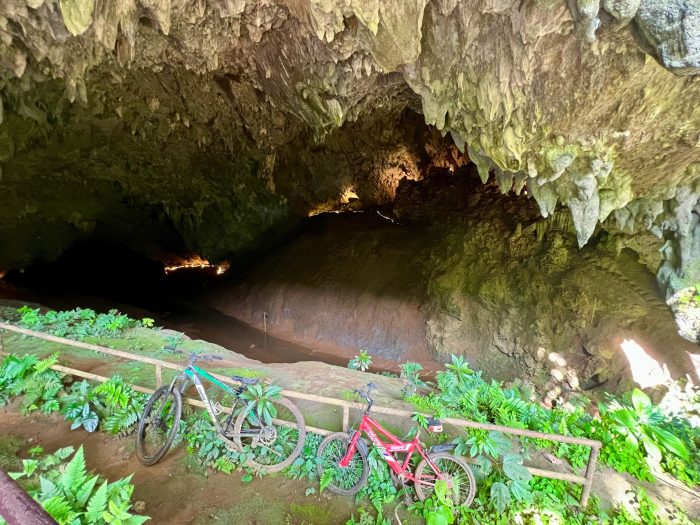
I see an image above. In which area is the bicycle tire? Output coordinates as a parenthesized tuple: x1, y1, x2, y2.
(316, 432, 369, 496)
(414, 452, 476, 507)
(232, 396, 306, 474)
(135, 386, 182, 466)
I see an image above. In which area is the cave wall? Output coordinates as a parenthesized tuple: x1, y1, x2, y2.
(211, 171, 699, 391)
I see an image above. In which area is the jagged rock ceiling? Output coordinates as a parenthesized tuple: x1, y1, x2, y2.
(0, 0, 699, 290)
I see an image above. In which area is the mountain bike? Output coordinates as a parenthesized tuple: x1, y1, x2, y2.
(135, 351, 306, 473)
(317, 383, 475, 506)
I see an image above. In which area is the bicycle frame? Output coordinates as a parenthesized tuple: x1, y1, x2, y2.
(168, 364, 253, 436)
(339, 412, 442, 486)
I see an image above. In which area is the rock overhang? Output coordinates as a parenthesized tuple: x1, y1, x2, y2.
(0, 0, 698, 290)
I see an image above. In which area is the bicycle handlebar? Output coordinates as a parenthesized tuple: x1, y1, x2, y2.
(353, 383, 378, 411)
(166, 349, 224, 365)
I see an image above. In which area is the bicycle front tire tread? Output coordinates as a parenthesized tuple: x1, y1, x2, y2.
(316, 432, 369, 496)
(135, 386, 182, 466)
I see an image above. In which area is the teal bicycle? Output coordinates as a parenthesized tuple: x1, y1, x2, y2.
(135, 351, 306, 473)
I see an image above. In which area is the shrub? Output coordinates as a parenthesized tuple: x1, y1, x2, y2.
(4, 446, 149, 525)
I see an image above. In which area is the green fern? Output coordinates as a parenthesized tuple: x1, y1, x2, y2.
(7, 446, 150, 525)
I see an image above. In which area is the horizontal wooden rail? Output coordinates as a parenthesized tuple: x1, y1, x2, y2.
(0, 322, 601, 507)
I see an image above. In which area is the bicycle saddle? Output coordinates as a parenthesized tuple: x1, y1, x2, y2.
(230, 375, 259, 385)
(427, 417, 443, 433)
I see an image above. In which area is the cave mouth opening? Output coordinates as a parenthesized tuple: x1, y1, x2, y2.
(0, 162, 696, 390)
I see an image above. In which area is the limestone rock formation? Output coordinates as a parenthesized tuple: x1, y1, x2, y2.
(210, 171, 699, 391)
(0, 0, 699, 292)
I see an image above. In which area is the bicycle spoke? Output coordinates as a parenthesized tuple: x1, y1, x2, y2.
(236, 399, 301, 467)
(319, 438, 364, 491)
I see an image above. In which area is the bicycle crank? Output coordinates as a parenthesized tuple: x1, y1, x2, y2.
(257, 425, 277, 447)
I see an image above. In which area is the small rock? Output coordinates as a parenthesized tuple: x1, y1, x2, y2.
(133, 501, 146, 513)
(551, 369, 564, 381)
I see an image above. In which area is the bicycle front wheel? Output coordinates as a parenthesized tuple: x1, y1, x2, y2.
(414, 452, 476, 507)
(232, 396, 306, 474)
(135, 386, 182, 466)
(316, 432, 368, 496)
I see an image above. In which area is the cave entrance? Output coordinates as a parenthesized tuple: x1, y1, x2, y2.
(0, 164, 696, 391)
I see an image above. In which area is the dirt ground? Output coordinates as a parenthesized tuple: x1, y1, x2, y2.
(2, 403, 699, 524)
(0, 408, 363, 525)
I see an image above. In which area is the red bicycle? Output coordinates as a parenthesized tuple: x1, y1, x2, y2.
(317, 383, 476, 506)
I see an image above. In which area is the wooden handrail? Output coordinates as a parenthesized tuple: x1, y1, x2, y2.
(0, 322, 601, 507)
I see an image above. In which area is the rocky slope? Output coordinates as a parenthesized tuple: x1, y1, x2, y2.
(0, 0, 699, 296)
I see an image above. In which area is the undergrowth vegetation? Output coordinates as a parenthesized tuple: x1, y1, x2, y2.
(401, 355, 700, 523)
(16, 306, 151, 340)
(1, 445, 148, 525)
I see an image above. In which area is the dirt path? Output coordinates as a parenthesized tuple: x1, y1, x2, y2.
(0, 408, 360, 525)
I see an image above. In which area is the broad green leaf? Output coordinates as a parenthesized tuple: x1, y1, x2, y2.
(510, 479, 534, 504)
(434, 479, 448, 502)
(503, 453, 531, 483)
(425, 505, 454, 525)
(649, 426, 690, 460)
(491, 481, 510, 514)
(487, 431, 512, 458)
(623, 431, 639, 450)
(631, 389, 651, 415)
(640, 432, 662, 464)
(82, 411, 99, 433)
(472, 454, 492, 478)
(610, 409, 637, 431)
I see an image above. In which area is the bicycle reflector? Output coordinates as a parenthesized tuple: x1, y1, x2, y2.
(427, 417, 443, 433)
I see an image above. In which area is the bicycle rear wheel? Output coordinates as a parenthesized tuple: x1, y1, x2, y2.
(232, 396, 306, 474)
(135, 386, 182, 466)
(316, 432, 368, 496)
(414, 452, 476, 507)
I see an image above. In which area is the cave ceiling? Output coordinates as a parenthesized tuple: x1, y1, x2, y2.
(0, 0, 699, 282)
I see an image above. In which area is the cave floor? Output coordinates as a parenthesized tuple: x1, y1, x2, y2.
(0, 406, 370, 525)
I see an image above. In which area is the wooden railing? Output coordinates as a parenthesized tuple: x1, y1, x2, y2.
(0, 322, 601, 507)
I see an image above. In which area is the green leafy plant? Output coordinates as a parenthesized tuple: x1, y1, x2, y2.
(345, 507, 391, 525)
(182, 415, 246, 472)
(286, 433, 322, 480)
(62, 376, 146, 435)
(140, 318, 155, 328)
(602, 389, 689, 468)
(5, 446, 149, 525)
(400, 362, 428, 397)
(239, 383, 283, 426)
(418, 480, 456, 525)
(17, 306, 137, 340)
(357, 449, 398, 511)
(162, 334, 184, 352)
(0, 353, 64, 414)
(62, 380, 100, 432)
(348, 350, 372, 372)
